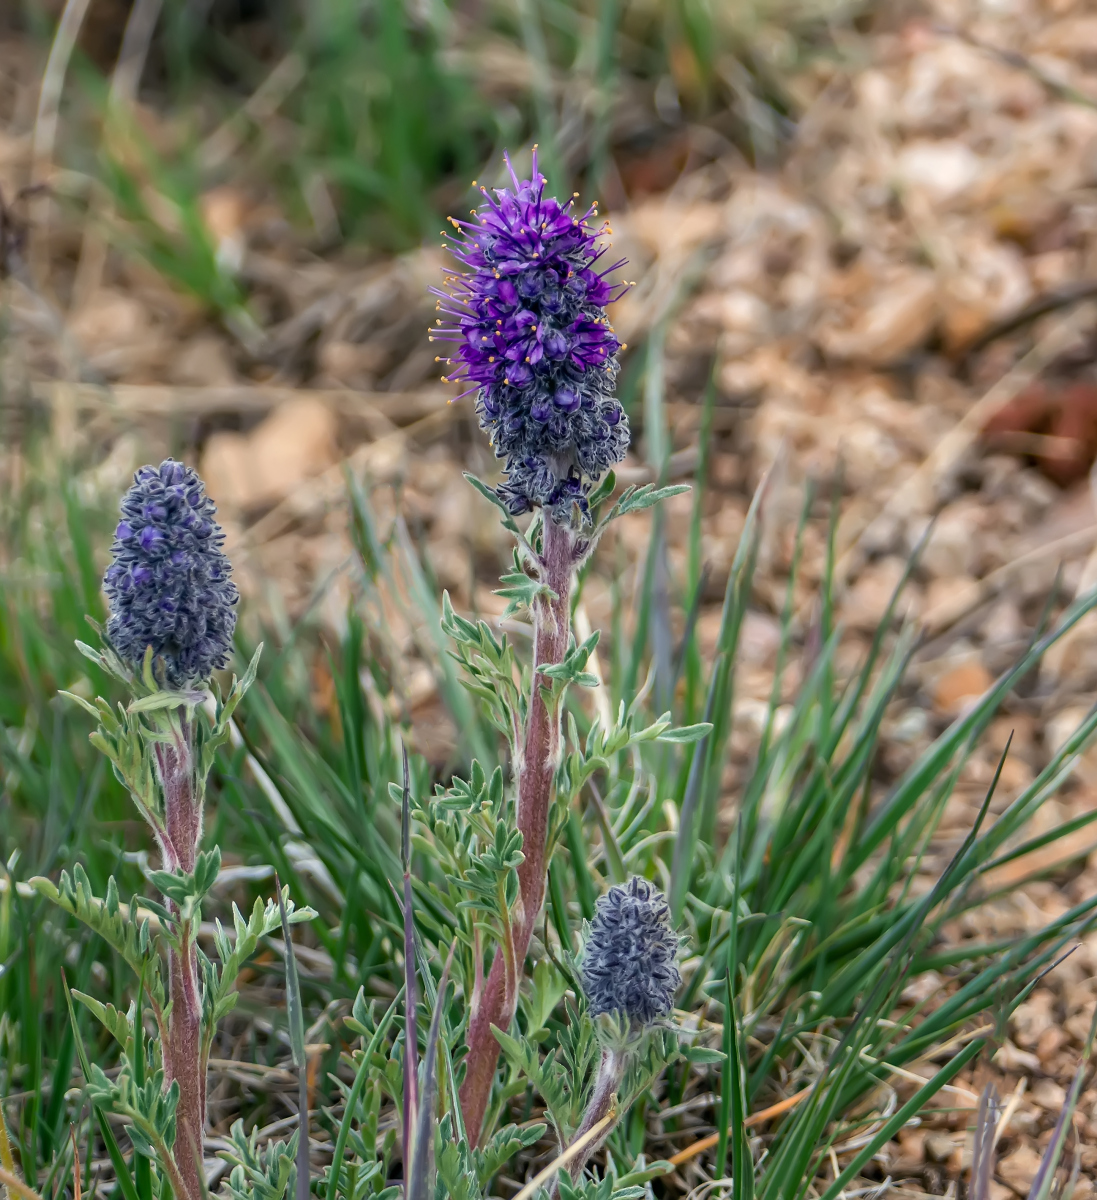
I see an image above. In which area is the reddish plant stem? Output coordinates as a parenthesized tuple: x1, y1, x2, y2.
(156, 727, 206, 1200)
(560, 1048, 624, 1189)
(459, 517, 574, 1145)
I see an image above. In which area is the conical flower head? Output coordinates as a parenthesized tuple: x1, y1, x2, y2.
(432, 149, 631, 526)
(581, 876, 681, 1029)
(103, 459, 238, 688)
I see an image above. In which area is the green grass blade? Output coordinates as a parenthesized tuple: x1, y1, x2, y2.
(276, 878, 310, 1200)
(816, 1038, 985, 1200)
(62, 975, 142, 1200)
(324, 990, 402, 1200)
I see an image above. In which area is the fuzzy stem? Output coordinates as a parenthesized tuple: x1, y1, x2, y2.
(156, 723, 205, 1200)
(557, 1048, 625, 1192)
(459, 517, 574, 1144)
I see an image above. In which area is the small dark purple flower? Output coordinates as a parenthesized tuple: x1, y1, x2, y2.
(103, 460, 238, 687)
(432, 149, 631, 525)
(581, 876, 681, 1029)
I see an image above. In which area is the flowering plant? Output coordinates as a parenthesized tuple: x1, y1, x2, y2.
(15, 149, 1088, 1200)
(396, 151, 703, 1196)
(31, 460, 313, 1200)
(23, 154, 697, 1200)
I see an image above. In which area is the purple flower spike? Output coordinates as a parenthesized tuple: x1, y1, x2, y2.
(432, 148, 631, 525)
(103, 459, 238, 687)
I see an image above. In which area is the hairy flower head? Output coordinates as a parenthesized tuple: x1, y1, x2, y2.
(582, 875, 681, 1029)
(432, 148, 630, 526)
(103, 459, 238, 687)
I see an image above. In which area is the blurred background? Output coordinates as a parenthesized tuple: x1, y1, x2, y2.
(7, 0, 1097, 1192)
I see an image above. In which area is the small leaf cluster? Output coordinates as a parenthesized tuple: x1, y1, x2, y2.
(494, 1001, 598, 1142)
(83, 1045, 179, 1164)
(32, 865, 166, 1012)
(396, 758, 523, 964)
(442, 592, 525, 754)
(219, 1121, 298, 1200)
(552, 1174, 647, 1200)
(148, 847, 222, 922)
(63, 637, 261, 827)
(202, 888, 315, 1038)
(435, 1115, 545, 1200)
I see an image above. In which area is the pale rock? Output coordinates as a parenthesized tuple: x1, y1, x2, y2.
(982, 600, 1024, 645)
(712, 290, 771, 337)
(733, 697, 792, 738)
(842, 557, 917, 631)
(1034, 15, 1097, 64)
(1012, 988, 1057, 1047)
(1029, 248, 1078, 290)
(898, 39, 1000, 132)
(69, 289, 163, 379)
(841, 421, 904, 491)
(738, 610, 782, 666)
(201, 397, 338, 510)
(900, 970, 943, 1003)
(855, 68, 896, 115)
(778, 269, 819, 312)
(1031, 1077, 1068, 1110)
(709, 245, 766, 292)
(318, 340, 382, 386)
(895, 139, 981, 203)
(924, 575, 981, 630)
(921, 503, 981, 578)
(933, 659, 993, 715)
(200, 186, 248, 273)
(1045, 705, 1097, 784)
(621, 200, 726, 261)
(890, 707, 929, 744)
(994, 1038, 1041, 1070)
(998, 1143, 1043, 1193)
(938, 235, 1032, 351)
(923, 1133, 955, 1163)
(169, 335, 236, 387)
(815, 270, 937, 365)
(70, 289, 149, 350)
(1046, 705, 1091, 756)
(1036, 1025, 1066, 1064)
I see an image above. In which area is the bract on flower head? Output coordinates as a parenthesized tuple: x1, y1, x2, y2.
(103, 459, 238, 688)
(432, 148, 631, 526)
(582, 875, 681, 1030)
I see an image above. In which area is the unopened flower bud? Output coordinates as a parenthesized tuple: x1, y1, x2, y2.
(103, 460, 238, 687)
(582, 876, 681, 1029)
